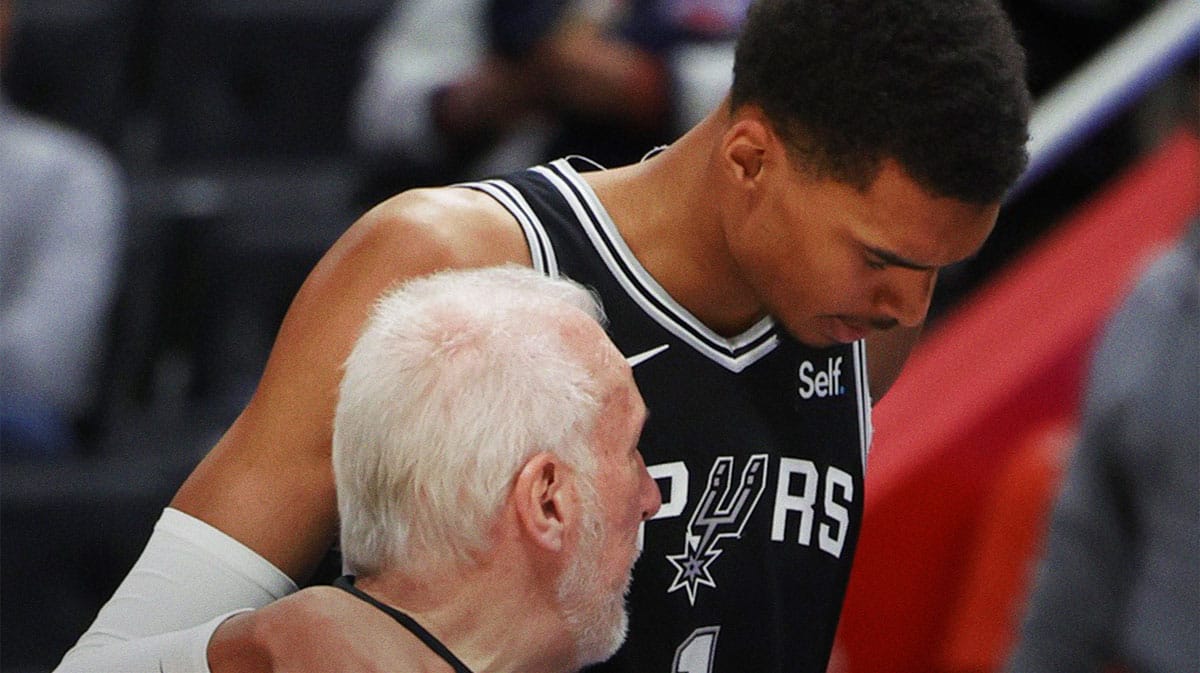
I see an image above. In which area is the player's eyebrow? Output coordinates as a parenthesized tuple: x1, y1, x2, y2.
(865, 245, 939, 271)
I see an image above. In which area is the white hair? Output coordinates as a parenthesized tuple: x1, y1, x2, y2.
(334, 265, 608, 577)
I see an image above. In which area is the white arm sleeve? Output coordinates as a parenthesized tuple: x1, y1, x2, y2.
(53, 507, 298, 673)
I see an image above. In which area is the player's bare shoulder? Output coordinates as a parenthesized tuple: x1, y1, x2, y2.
(350, 185, 533, 273)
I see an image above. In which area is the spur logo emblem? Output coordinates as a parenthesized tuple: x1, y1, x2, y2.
(666, 455, 768, 605)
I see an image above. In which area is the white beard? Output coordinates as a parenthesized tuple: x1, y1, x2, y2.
(557, 500, 632, 667)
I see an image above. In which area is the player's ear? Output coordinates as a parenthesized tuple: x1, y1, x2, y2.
(513, 452, 576, 553)
(721, 107, 773, 185)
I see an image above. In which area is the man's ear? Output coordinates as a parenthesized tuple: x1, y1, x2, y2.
(721, 109, 775, 186)
(513, 453, 577, 553)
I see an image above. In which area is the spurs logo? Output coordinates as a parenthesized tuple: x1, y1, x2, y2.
(667, 454, 769, 605)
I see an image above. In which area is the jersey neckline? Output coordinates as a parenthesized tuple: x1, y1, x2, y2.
(537, 158, 780, 373)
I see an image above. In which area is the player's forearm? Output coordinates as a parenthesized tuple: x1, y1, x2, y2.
(52, 509, 296, 673)
(55, 613, 246, 673)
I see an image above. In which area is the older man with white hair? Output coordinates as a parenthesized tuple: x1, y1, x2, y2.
(186, 265, 660, 672)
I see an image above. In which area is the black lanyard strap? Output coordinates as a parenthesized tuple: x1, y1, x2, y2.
(333, 575, 476, 673)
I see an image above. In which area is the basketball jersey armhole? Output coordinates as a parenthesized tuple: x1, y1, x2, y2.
(458, 179, 559, 277)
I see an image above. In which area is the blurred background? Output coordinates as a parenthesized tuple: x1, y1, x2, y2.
(0, 1, 1196, 672)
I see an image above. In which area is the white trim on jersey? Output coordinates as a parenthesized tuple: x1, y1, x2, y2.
(535, 160, 780, 373)
(852, 340, 874, 467)
(457, 180, 560, 277)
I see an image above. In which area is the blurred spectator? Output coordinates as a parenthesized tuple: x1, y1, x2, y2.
(1005, 222, 1200, 673)
(350, 0, 747, 200)
(0, 0, 126, 457)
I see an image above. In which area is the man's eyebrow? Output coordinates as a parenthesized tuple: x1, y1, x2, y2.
(865, 245, 938, 271)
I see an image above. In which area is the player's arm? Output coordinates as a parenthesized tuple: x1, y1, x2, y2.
(52, 186, 530, 673)
(864, 324, 922, 404)
(171, 186, 534, 581)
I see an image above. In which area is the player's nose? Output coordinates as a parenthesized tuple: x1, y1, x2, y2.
(875, 269, 936, 328)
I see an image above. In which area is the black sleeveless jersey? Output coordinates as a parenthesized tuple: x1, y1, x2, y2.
(463, 158, 873, 673)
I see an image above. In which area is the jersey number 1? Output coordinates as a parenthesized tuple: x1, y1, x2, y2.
(673, 626, 719, 673)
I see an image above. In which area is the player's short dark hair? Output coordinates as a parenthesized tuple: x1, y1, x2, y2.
(731, 0, 1032, 204)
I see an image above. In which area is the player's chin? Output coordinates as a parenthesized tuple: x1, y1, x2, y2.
(785, 322, 844, 349)
(803, 316, 873, 346)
